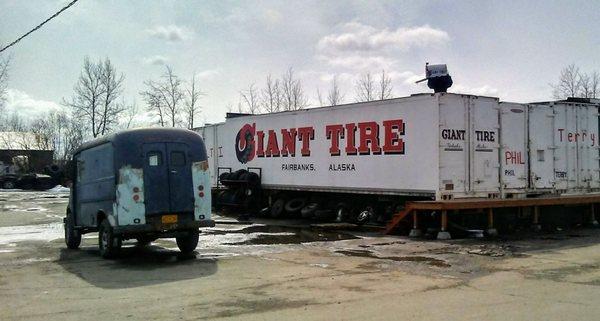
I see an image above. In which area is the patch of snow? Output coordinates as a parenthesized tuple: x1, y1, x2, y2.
(0, 223, 63, 245)
(47, 185, 70, 193)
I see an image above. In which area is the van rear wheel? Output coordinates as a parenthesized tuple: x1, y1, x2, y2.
(99, 220, 121, 258)
(176, 230, 199, 253)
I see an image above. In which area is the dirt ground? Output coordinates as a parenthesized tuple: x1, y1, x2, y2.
(1, 190, 600, 320)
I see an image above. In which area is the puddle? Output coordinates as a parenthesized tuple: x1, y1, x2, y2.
(208, 225, 359, 245)
(335, 249, 450, 267)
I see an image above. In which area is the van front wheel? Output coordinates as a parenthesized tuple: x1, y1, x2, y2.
(176, 230, 199, 253)
(99, 220, 121, 258)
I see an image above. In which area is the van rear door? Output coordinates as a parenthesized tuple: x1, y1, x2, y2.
(166, 143, 194, 213)
(143, 143, 170, 215)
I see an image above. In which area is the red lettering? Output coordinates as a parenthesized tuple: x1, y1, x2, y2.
(256, 131, 265, 157)
(358, 121, 381, 155)
(382, 119, 405, 154)
(298, 127, 314, 156)
(265, 130, 280, 157)
(280, 128, 297, 157)
(326, 124, 344, 156)
(345, 123, 357, 155)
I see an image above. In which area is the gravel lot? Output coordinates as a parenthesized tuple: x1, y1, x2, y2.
(1, 190, 600, 320)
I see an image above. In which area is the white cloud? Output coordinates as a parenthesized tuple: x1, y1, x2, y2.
(317, 55, 396, 71)
(195, 69, 220, 80)
(146, 25, 193, 41)
(317, 23, 450, 53)
(142, 55, 169, 65)
(450, 84, 499, 97)
(4, 89, 63, 120)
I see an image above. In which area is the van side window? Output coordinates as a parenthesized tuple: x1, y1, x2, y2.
(170, 151, 186, 166)
(148, 152, 162, 166)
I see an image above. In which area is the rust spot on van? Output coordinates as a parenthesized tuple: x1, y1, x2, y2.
(193, 161, 209, 171)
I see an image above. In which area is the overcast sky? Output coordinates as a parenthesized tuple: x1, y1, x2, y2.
(1, 0, 599, 125)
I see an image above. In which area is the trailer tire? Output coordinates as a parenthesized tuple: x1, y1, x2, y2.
(335, 204, 350, 223)
(2, 180, 15, 189)
(219, 172, 231, 183)
(176, 230, 199, 253)
(246, 172, 260, 187)
(271, 198, 286, 218)
(99, 219, 121, 258)
(64, 211, 81, 249)
(285, 198, 306, 214)
(301, 203, 319, 218)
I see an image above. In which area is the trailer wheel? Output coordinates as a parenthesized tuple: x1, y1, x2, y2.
(98, 219, 121, 258)
(176, 230, 199, 253)
(301, 203, 319, 218)
(2, 180, 15, 189)
(285, 198, 306, 214)
(271, 198, 286, 218)
(64, 211, 81, 249)
(335, 204, 350, 223)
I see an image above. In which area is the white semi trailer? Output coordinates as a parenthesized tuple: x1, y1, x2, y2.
(197, 93, 600, 223)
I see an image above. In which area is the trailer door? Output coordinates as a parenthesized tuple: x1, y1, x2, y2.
(143, 143, 170, 215)
(499, 103, 528, 190)
(166, 143, 194, 213)
(469, 97, 500, 193)
(528, 105, 555, 190)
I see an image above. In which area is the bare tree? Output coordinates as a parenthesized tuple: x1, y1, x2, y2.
(98, 58, 125, 135)
(355, 72, 375, 102)
(378, 69, 393, 100)
(281, 67, 308, 111)
(239, 83, 260, 114)
(63, 57, 125, 138)
(316, 87, 325, 107)
(552, 64, 582, 99)
(579, 71, 599, 99)
(261, 74, 282, 113)
(327, 75, 344, 106)
(591, 71, 600, 99)
(184, 74, 204, 129)
(120, 98, 140, 129)
(141, 65, 184, 127)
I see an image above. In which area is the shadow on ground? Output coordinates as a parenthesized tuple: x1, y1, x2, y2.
(57, 244, 218, 289)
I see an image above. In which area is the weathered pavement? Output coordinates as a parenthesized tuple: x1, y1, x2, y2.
(1, 190, 600, 320)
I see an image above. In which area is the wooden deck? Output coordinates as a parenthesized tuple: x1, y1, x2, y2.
(384, 193, 600, 236)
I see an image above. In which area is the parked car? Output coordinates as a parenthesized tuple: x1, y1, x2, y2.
(64, 128, 214, 258)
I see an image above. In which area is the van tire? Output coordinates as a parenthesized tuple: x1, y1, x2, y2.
(99, 220, 121, 258)
(64, 211, 81, 249)
(176, 230, 199, 253)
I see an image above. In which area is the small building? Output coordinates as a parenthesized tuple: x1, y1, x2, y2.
(0, 132, 54, 173)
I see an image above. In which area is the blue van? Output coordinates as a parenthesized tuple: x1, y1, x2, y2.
(64, 128, 214, 258)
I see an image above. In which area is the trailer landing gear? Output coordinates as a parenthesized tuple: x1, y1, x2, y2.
(436, 210, 452, 240)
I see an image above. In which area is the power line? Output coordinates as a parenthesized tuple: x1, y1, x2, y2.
(0, 0, 80, 54)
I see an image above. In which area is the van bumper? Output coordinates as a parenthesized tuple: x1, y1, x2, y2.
(113, 219, 215, 235)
